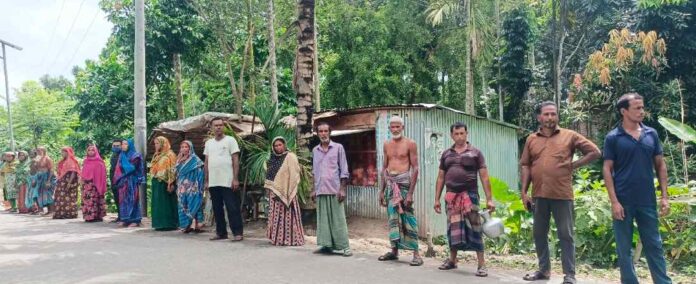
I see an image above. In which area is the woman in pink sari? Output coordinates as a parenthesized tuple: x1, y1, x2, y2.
(81, 145, 108, 222)
(53, 147, 81, 219)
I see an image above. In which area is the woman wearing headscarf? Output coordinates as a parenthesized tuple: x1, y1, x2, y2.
(114, 139, 146, 227)
(53, 147, 81, 219)
(264, 136, 305, 246)
(150, 136, 179, 230)
(81, 145, 108, 222)
(1, 152, 18, 212)
(33, 147, 57, 215)
(15, 151, 30, 214)
(175, 140, 205, 233)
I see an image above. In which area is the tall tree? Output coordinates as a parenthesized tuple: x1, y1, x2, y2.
(294, 0, 315, 154)
(267, 0, 279, 105)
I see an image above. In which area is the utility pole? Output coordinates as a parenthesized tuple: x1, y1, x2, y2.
(0, 40, 22, 152)
(134, 0, 148, 216)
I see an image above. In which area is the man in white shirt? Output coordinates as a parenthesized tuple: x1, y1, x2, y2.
(204, 117, 243, 241)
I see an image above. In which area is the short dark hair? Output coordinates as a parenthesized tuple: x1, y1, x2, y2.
(535, 101, 557, 115)
(112, 139, 122, 144)
(210, 117, 224, 124)
(450, 122, 468, 133)
(616, 93, 644, 115)
(315, 121, 331, 132)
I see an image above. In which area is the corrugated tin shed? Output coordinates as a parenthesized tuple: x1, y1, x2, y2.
(315, 104, 521, 238)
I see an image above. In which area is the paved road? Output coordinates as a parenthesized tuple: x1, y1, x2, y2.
(0, 212, 603, 284)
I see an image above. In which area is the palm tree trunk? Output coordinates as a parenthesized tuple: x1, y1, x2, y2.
(173, 53, 185, 119)
(465, 0, 474, 114)
(268, 0, 279, 105)
(495, 0, 503, 121)
(294, 0, 315, 155)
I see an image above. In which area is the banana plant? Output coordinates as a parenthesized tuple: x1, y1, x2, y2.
(658, 117, 696, 143)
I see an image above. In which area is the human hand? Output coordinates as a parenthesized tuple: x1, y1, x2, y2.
(611, 201, 625, 220)
(379, 192, 387, 207)
(486, 200, 496, 213)
(405, 194, 414, 207)
(434, 201, 442, 214)
(337, 190, 346, 203)
(659, 198, 670, 217)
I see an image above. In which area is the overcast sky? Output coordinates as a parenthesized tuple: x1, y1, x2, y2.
(0, 0, 113, 101)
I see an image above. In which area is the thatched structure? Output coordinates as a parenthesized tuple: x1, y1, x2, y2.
(146, 112, 264, 159)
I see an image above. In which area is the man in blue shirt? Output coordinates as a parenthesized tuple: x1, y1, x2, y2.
(603, 93, 671, 284)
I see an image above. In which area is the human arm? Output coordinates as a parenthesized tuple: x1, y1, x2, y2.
(231, 152, 240, 191)
(479, 167, 495, 213)
(405, 140, 419, 207)
(434, 170, 445, 214)
(379, 143, 388, 207)
(203, 155, 209, 190)
(654, 155, 670, 216)
(337, 145, 350, 202)
(519, 138, 533, 210)
(603, 160, 624, 220)
(571, 132, 601, 170)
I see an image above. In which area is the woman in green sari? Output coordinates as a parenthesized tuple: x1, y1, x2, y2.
(150, 136, 179, 230)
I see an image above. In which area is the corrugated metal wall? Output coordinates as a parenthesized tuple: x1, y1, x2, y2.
(345, 107, 519, 237)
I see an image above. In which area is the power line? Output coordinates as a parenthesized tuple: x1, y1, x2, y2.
(46, 0, 87, 74)
(37, 0, 66, 68)
(63, 8, 101, 72)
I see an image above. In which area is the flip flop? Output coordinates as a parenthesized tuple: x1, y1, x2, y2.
(438, 260, 457, 270)
(476, 266, 488, 277)
(523, 271, 550, 281)
(409, 257, 424, 266)
(378, 251, 398, 261)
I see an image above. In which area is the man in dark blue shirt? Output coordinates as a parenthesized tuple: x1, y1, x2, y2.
(603, 93, 671, 284)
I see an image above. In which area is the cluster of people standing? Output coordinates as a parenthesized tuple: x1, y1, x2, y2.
(0, 146, 106, 221)
(1, 92, 673, 284)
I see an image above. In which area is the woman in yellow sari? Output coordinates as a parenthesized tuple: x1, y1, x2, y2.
(150, 136, 179, 230)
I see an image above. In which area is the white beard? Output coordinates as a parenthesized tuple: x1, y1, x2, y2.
(320, 137, 330, 143)
(391, 132, 402, 139)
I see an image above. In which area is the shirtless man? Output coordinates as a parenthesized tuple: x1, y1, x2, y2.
(377, 115, 422, 266)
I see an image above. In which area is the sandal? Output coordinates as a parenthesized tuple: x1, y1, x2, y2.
(182, 228, 193, 234)
(523, 271, 550, 281)
(314, 247, 333, 254)
(476, 266, 488, 277)
(378, 251, 398, 261)
(409, 256, 424, 266)
(342, 249, 353, 257)
(209, 235, 228, 241)
(231, 235, 244, 242)
(193, 228, 207, 234)
(562, 275, 577, 284)
(438, 260, 457, 270)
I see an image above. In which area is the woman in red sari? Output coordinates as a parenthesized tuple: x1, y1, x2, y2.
(81, 145, 108, 222)
(53, 147, 81, 219)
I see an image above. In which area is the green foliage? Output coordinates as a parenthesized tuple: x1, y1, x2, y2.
(496, 6, 532, 124)
(233, 98, 313, 205)
(321, 0, 439, 109)
(486, 175, 696, 274)
(659, 117, 696, 143)
(8, 81, 79, 153)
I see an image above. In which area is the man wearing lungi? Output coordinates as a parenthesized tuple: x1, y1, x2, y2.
(377, 115, 423, 266)
(434, 122, 495, 277)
